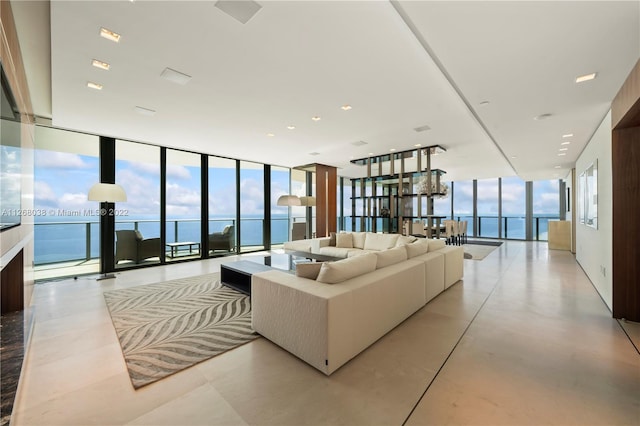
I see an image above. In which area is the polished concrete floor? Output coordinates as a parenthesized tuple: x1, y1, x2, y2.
(11, 241, 640, 425)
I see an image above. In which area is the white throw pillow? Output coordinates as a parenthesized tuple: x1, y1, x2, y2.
(375, 246, 408, 269)
(405, 239, 429, 258)
(428, 239, 446, 252)
(316, 253, 377, 284)
(364, 233, 399, 251)
(295, 262, 323, 280)
(351, 232, 367, 249)
(336, 233, 353, 248)
(395, 235, 418, 247)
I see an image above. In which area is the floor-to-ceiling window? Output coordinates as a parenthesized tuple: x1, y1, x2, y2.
(477, 178, 499, 238)
(532, 179, 560, 241)
(114, 140, 161, 268)
(165, 149, 201, 261)
(453, 180, 474, 235)
(342, 179, 353, 231)
(208, 156, 237, 256)
(271, 166, 290, 246)
(502, 176, 526, 239)
(33, 127, 100, 279)
(239, 161, 265, 252)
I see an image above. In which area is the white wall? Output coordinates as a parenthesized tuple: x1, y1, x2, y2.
(575, 111, 612, 311)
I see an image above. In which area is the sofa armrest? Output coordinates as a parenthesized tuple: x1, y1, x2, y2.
(310, 237, 331, 254)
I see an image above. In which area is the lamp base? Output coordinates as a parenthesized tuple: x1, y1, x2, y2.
(97, 273, 116, 281)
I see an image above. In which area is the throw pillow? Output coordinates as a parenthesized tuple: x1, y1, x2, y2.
(134, 230, 144, 241)
(336, 233, 353, 248)
(329, 232, 337, 247)
(296, 262, 323, 280)
(405, 239, 429, 258)
(395, 235, 417, 247)
(363, 233, 399, 251)
(316, 253, 377, 284)
(375, 246, 408, 269)
(351, 232, 367, 249)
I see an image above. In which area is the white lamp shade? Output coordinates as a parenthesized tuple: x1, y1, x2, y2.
(299, 196, 316, 206)
(277, 195, 301, 206)
(88, 183, 127, 202)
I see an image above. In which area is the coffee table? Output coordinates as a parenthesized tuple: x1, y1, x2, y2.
(220, 251, 341, 295)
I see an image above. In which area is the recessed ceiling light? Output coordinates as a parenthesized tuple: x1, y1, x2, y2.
(87, 81, 103, 90)
(562, 133, 573, 138)
(414, 143, 422, 147)
(341, 105, 352, 111)
(576, 73, 597, 83)
(91, 59, 110, 71)
(160, 67, 192, 85)
(511, 156, 517, 159)
(311, 116, 321, 121)
(534, 113, 553, 121)
(100, 27, 121, 43)
(479, 101, 490, 106)
(554, 165, 561, 169)
(267, 133, 275, 137)
(390, 148, 396, 152)
(133, 106, 156, 116)
(368, 152, 374, 156)
(287, 125, 296, 130)
(558, 153, 567, 156)
(559, 148, 568, 151)
(561, 141, 571, 145)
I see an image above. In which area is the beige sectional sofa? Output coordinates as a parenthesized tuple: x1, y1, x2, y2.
(253, 232, 464, 375)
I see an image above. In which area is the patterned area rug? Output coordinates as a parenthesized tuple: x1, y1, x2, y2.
(464, 242, 502, 260)
(104, 274, 258, 389)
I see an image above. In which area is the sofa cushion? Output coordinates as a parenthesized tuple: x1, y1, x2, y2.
(374, 246, 408, 269)
(364, 233, 399, 251)
(347, 249, 377, 257)
(318, 247, 358, 258)
(336, 233, 353, 248)
(351, 232, 367, 249)
(295, 262, 323, 280)
(316, 253, 377, 284)
(395, 235, 418, 247)
(405, 239, 429, 258)
(428, 239, 446, 252)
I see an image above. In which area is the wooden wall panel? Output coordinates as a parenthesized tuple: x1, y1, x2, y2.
(612, 127, 640, 321)
(1, 250, 24, 314)
(315, 164, 337, 237)
(612, 59, 640, 129)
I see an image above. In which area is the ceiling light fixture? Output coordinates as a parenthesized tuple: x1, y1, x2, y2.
(91, 59, 110, 71)
(368, 152, 374, 156)
(561, 141, 571, 145)
(99, 27, 121, 43)
(479, 101, 490, 106)
(267, 133, 275, 137)
(87, 81, 103, 90)
(576, 73, 597, 83)
(558, 153, 567, 156)
(555, 166, 561, 169)
(559, 148, 568, 152)
(390, 148, 396, 152)
(341, 105, 352, 111)
(562, 133, 573, 138)
(414, 143, 422, 147)
(287, 125, 296, 130)
(311, 116, 321, 121)
(511, 156, 517, 159)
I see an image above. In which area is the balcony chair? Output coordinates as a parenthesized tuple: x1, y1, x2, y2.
(209, 225, 235, 252)
(291, 222, 307, 241)
(115, 230, 161, 264)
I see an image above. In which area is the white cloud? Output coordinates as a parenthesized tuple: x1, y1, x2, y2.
(116, 169, 160, 215)
(166, 164, 191, 180)
(36, 151, 90, 169)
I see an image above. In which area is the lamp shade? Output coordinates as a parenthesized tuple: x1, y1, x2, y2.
(88, 183, 127, 202)
(276, 195, 301, 206)
(299, 196, 316, 206)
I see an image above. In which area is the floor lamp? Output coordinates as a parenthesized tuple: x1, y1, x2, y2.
(88, 183, 127, 281)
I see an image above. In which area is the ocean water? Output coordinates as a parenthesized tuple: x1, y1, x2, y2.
(34, 215, 290, 265)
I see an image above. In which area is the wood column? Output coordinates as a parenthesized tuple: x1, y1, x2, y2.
(315, 164, 337, 237)
(611, 59, 640, 321)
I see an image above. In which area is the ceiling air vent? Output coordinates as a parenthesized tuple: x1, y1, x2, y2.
(215, 0, 262, 24)
(351, 141, 367, 146)
(309, 152, 320, 156)
(160, 68, 192, 85)
(414, 124, 431, 133)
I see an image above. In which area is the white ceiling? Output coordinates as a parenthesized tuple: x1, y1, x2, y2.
(12, 0, 640, 182)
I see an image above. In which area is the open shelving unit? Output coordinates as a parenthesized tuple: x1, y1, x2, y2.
(349, 145, 446, 234)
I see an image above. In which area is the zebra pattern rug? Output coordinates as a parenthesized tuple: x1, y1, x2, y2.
(103, 274, 258, 389)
